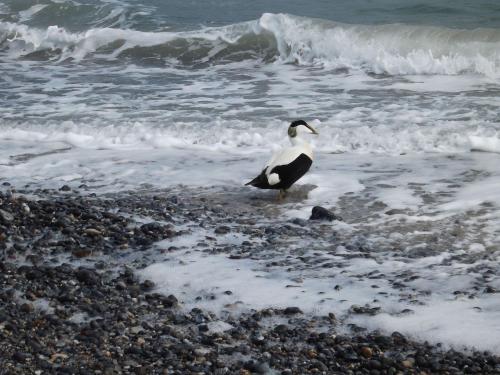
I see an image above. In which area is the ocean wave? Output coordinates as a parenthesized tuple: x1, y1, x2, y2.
(0, 18, 273, 64)
(1, 0, 148, 31)
(2, 13, 500, 76)
(0, 120, 498, 156)
(258, 13, 500, 77)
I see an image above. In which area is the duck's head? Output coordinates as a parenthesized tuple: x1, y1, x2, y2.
(287, 119, 319, 138)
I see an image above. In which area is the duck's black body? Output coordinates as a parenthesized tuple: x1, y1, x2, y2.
(245, 153, 312, 190)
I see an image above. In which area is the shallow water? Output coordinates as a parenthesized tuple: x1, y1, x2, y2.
(2, 0, 500, 353)
(134, 152, 500, 352)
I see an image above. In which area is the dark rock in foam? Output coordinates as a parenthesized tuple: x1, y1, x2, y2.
(0, 209, 14, 223)
(309, 206, 342, 221)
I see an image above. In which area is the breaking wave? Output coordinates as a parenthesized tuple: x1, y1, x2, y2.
(2, 13, 500, 76)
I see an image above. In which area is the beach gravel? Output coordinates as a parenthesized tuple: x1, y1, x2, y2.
(0, 187, 499, 374)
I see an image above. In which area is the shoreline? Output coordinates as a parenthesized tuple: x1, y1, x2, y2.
(1, 186, 499, 374)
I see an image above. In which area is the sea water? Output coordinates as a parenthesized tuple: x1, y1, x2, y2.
(2, 0, 500, 352)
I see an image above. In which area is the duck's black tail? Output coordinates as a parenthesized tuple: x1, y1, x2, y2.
(245, 170, 270, 189)
(245, 176, 261, 186)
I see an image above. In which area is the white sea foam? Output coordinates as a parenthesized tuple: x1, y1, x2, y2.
(353, 296, 500, 352)
(469, 135, 500, 153)
(0, 117, 494, 156)
(141, 222, 500, 352)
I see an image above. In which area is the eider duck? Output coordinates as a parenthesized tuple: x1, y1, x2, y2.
(245, 119, 318, 199)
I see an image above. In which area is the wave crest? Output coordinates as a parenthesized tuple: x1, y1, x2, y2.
(257, 13, 500, 77)
(2, 13, 500, 76)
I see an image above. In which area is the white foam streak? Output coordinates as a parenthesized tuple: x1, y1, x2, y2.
(18, 4, 48, 23)
(0, 119, 498, 156)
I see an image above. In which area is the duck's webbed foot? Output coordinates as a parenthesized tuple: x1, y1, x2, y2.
(277, 189, 287, 201)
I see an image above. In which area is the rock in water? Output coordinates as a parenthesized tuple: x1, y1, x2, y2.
(76, 268, 100, 285)
(284, 306, 303, 315)
(309, 206, 342, 221)
(0, 209, 14, 223)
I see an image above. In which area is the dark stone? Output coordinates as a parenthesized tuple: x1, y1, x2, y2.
(116, 281, 127, 290)
(141, 279, 155, 291)
(391, 331, 408, 345)
(368, 359, 383, 370)
(20, 303, 34, 313)
(283, 306, 303, 315)
(0, 209, 14, 223)
(163, 294, 178, 307)
(385, 209, 406, 215)
(12, 351, 29, 363)
(76, 268, 100, 285)
(198, 324, 209, 332)
(274, 324, 289, 334)
(140, 222, 163, 233)
(215, 226, 230, 235)
(72, 248, 92, 258)
(250, 333, 265, 345)
(350, 305, 381, 315)
(59, 185, 71, 191)
(244, 360, 270, 374)
(25, 268, 44, 280)
(309, 206, 342, 221)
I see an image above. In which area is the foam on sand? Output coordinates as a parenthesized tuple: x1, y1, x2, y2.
(141, 245, 500, 353)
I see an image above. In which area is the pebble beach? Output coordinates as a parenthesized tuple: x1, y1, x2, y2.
(1, 184, 500, 374)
